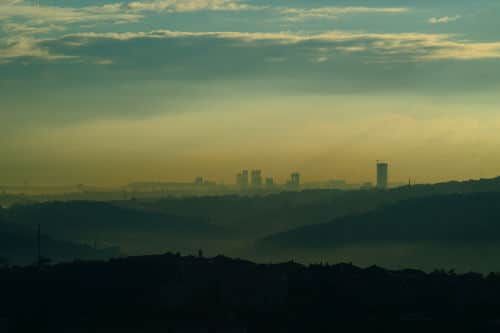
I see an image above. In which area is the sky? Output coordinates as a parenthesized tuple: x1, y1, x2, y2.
(1, 0, 500, 186)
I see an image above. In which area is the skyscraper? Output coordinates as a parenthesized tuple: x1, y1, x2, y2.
(287, 172, 300, 189)
(251, 170, 262, 187)
(376, 162, 388, 189)
(236, 170, 249, 188)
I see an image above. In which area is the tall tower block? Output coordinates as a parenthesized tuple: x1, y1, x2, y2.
(376, 162, 388, 189)
(236, 170, 249, 188)
(251, 170, 262, 187)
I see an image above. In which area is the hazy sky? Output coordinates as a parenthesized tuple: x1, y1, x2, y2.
(1, 0, 500, 186)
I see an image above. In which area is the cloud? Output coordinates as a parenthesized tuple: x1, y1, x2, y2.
(0, 2, 144, 62)
(0, 0, 263, 40)
(69, 30, 450, 44)
(0, 2, 143, 25)
(281, 6, 409, 21)
(2, 22, 66, 34)
(3, 29, 500, 64)
(52, 30, 500, 62)
(125, 0, 264, 12)
(312, 56, 329, 63)
(93, 58, 114, 65)
(0, 36, 75, 63)
(429, 15, 461, 24)
(421, 41, 500, 60)
(63, 30, 500, 66)
(336, 46, 367, 53)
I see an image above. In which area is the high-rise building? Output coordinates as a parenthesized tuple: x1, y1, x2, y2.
(376, 162, 388, 189)
(251, 170, 262, 187)
(236, 170, 249, 188)
(287, 172, 300, 188)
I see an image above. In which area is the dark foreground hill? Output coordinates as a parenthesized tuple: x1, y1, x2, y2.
(255, 192, 500, 271)
(2, 254, 500, 332)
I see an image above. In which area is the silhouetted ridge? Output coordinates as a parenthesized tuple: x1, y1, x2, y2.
(2, 254, 500, 331)
(0, 217, 118, 265)
(7, 201, 219, 234)
(258, 192, 500, 250)
(2, 201, 229, 261)
(9, 200, 222, 235)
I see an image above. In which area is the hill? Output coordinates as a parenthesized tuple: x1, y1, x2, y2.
(119, 176, 500, 237)
(1, 254, 500, 331)
(256, 192, 500, 272)
(2, 201, 227, 255)
(0, 217, 118, 265)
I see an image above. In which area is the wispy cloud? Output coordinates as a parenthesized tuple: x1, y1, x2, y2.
(125, 0, 264, 12)
(3, 29, 500, 64)
(0, 0, 264, 39)
(0, 2, 143, 24)
(421, 41, 500, 60)
(0, 36, 74, 63)
(56, 30, 500, 62)
(281, 6, 409, 21)
(2, 22, 66, 34)
(336, 46, 367, 53)
(69, 30, 445, 44)
(429, 15, 461, 24)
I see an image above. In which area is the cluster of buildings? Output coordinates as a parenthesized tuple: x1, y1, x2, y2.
(193, 177, 216, 187)
(0, 162, 393, 204)
(235, 170, 301, 190)
(191, 161, 389, 192)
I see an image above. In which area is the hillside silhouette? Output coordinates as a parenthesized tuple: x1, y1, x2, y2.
(0, 217, 117, 265)
(1, 254, 500, 332)
(5, 178, 500, 268)
(119, 176, 500, 236)
(260, 192, 500, 246)
(6, 201, 221, 236)
(2, 201, 227, 258)
(256, 192, 500, 271)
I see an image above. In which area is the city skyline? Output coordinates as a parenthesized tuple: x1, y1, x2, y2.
(0, 160, 488, 189)
(0, 160, 436, 191)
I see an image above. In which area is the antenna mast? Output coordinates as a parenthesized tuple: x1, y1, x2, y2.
(37, 223, 41, 267)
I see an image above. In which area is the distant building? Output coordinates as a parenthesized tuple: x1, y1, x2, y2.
(236, 170, 249, 188)
(287, 172, 300, 189)
(251, 170, 262, 187)
(376, 162, 388, 189)
(265, 177, 274, 187)
(194, 177, 204, 185)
